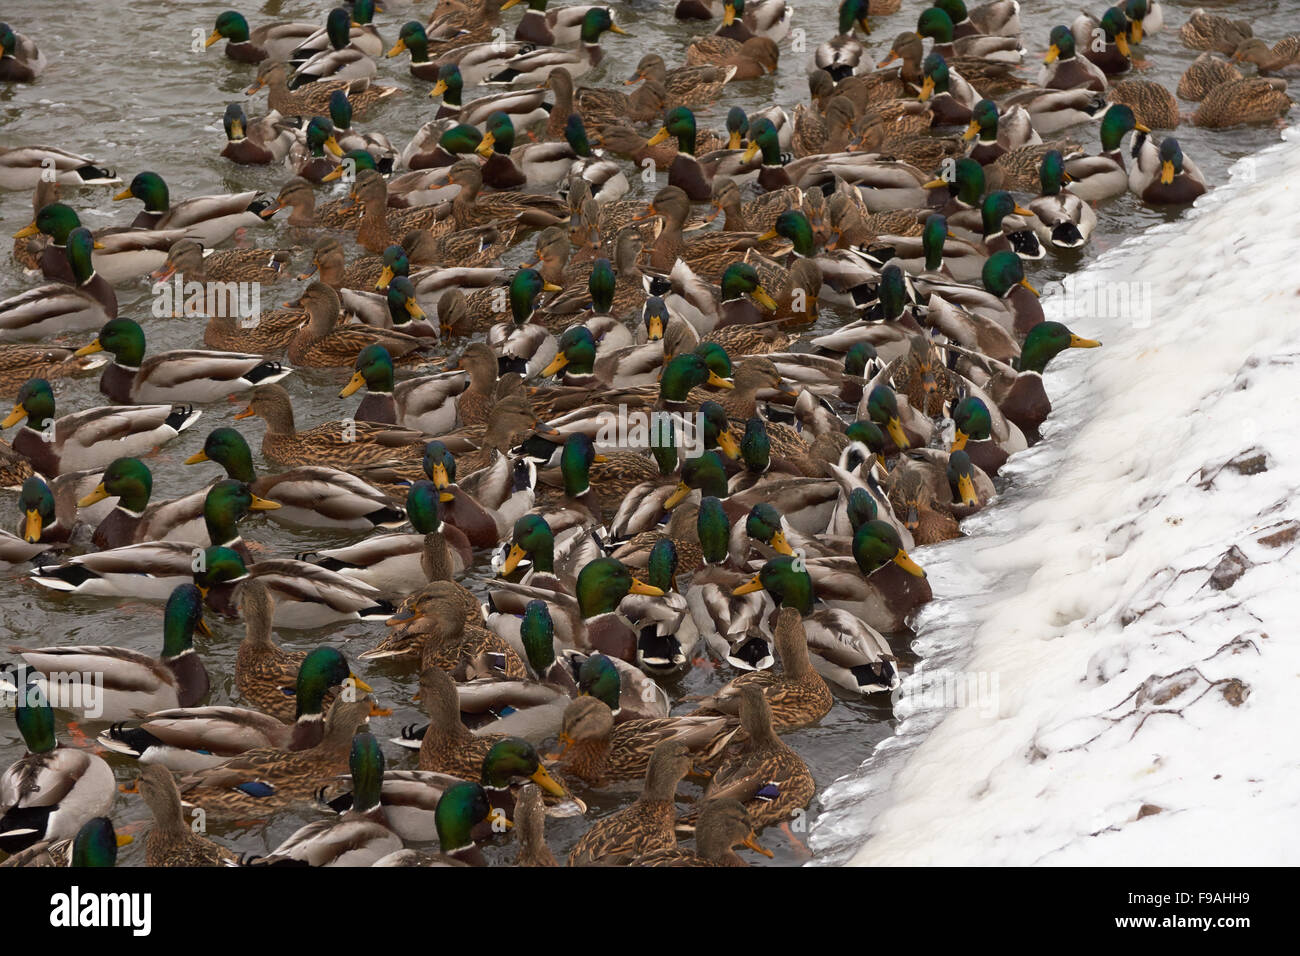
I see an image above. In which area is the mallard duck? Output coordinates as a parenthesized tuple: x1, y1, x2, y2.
(936, 0, 1019, 38)
(694, 685, 813, 829)
(983, 320, 1101, 436)
(0, 227, 117, 342)
(1192, 78, 1293, 129)
(1, 378, 200, 477)
(641, 187, 760, 277)
(153, 237, 288, 288)
(813, 0, 871, 82)
(295, 0, 385, 59)
(636, 798, 771, 866)
(288, 8, 379, 88)
(514, 784, 559, 866)
(220, 103, 296, 166)
(1063, 103, 1146, 201)
(1122, 0, 1162, 44)
(689, 606, 832, 730)
(486, 268, 561, 378)
(1030, 150, 1096, 249)
(1072, 8, 1134, 76)
(962, 99, 1041, 166)
(1177, 52, 1243, 102)
(0, 684, 114, 853)
(717, 0, 792, 44)
(298, 490, 473, 597)
(98, 647, 366, 770)
(1231, 37, 1300, 75)
(689, 35, 780, 80)
(342, 345, 467, 435)
(204, 9, 318, 62)
(246, 61, 398, 118)
(568, 739, 691, 866)
(175, 696, 373, 820)
(427, 63, 550, 133)
(414, 667, 509, 778)
(233, 383, 424, 472)
(133, 764, 236, 866)
(284, 117, 345, 183)
(999, 86, 1107, 136)
(188, 426, 406, 532)
(0, 146, 117, 191)
(506, 0, 606, 47)
(0, 22, 45, 82)
(385, 20, 444, 82)
(112, 172, 270, 249)
(285, 281, 428, 369)
(627, 54, 737, 112)
(445, 160, 568, 230)
(1128, 134, 1207, 204)
(1180, 10, 1252, 56)
(0, 816, 126, 868)
(1040, 24, 1107, 92)
(917, 6, 1024, 63)
(486, 8, 631, 84)
(647, 106, 759, 200)
(75, 318, 291, 405)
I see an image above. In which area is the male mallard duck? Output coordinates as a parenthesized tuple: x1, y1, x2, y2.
(427, 63, 550, 132)
(0, 146, 117, 191)
(112, 172, 270, 249)
(1040, 24, 1107, 92)
(285, 117, 345, 183)
(962, 99, 1041, 166)
(486, 8, 630, 84)
(1192, 77, 1293, 129)
(984, 320, 1101, 436)
(647, 106, 758, 200)
(487, 268, 562, 378)
(1128, 135, 1207, 204)
(695, 685, 814, 829)
(1062, 103, 1146, 201)
(636, 798, 771, 866)
(1180, 10, 1252, 56)
(134, 764, 236, 866)
(935, 0, 1019, 38)
(0, 226, 117, 342)
(814, 0, 872, 82)
(175, 696, 373, 821)
(1, 378, 199, 477)
(189, 426, 406, 531)
(917, 6, 1024, 63)
(220, 103, 297, 166)
(506, 0, 605, 47)
(1072, 8, 1134, 76)
(689, 606, 832, 730)
(205, 10, 318, 63)
(343, 345, 469, 434)
(98, 647, 366, 770)
(295, 0, 386, 60)
(247, 734, 402, 867)
(289, 8, 379, 88)
(76, 318, 291, 405)
(0, 22, 45, 82)
(998, 86, 1107, 136)
(1029, 150, 1096, 249)
(0, 816, 126, 869)
(0, 684, 114, 853)
(233, 383, 424, 471)
(1122, 0, 1162, 44)
(567, 739, 691, 866)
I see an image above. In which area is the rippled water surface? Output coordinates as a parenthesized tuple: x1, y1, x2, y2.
(0, 0, 1295, 865)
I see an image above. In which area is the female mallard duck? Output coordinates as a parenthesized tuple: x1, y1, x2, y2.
(285, 281, 427, 368)
(627, 54, 737, 112)
(9, 583, 208, 722)
(641, 186, 760, 276)
(485, 8, 631, 84)
(1040, 24, 1107, 93)
(1128, 135, 1207, 204)
(153, 237, 288, 287)
(689, 35, 780, 80)
(76, 318, 291, 405)
(1, 378, 200, 477)
(647, 106, 758, 200)
(1178, 52, 1243, 102)
(567, 739, 691, 866)
(710, 177, 804, 238)
(234, 580, 303, 718)
(1063, 103, 1146, 201)
(695, 685, 813, 829)
(0, 226, 117, 342)
(175, 696, 373, 821)
(297, 488, 473, 596)
(246, 61, 398, 119)
(257, 177, 358, 232)
(445, 160, 569, 230)
(342, 345, 469, 434)
(1072, 8, 1134, 76)
(1180, 9, 1252, 56)
(0, 22, 45, 82)
(233, 383, 424, 471)
(515, 784, 559, 866)
(917, 6, 1024, 63)
(1231, 37, 1300, 74)
(99, 647, 366, 770)
(187, 426, 407, 531)
(204, 10, 318, 62)
(0, 684, 114, 854)
(289, 8, 379, 88)
(635, 798, 771, 866)
(1192, 77, 1293, 129)
(247, 734, 402, 867)
(414, 667, 516, 779)
(220, 103, 296, 166)
(690, 606, 832, 730)
(552, 696, 734, 787)
(1029, 149, 1095, 249)
(112, 172, 270, 249)
(790, 97, 857, 158)
(135, 764, 236, 866)
(1102, 79, 1177, 131)
(348, 170, 451, 254)
(575, 77, 669, 129)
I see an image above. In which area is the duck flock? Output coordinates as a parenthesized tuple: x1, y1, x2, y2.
(0, 0, 1294, 867)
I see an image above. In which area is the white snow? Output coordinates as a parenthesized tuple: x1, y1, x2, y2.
(811, 125, 1300, 866)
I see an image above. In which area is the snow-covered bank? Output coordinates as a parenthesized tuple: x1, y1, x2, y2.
(812, 125, 1300, 866)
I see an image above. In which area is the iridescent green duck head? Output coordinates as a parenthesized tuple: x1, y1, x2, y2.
(839, 0, 872, 36)
(925, 156, 983, 208)
(1099, 6, 1133, 57)
(78, 456, 153, 513)
(1158, 138, 1186, 185)
(981, 249, 1037, 299)
(916, 6, 956, 46)
(520, 599, 557, 674)
(947, 449, 979, 506)
(586, 257, 615, 314)
(732, 556, 814, 614)
(303, 116, 344, 158)
(509, 268, 560, 324)
(18, 477, 55, 544)
(648, 106, 699, 156)
(1016, 320, 1101, 374)
(388, 20, 432, 63)
(950, 395, 991, 449)
(422, 440, 456, 488)
(845, 418, 889, 469)
(439, 123, 485, 160)
(295, 646, 366, 720)
(162, 582, 211, 658)
(565, 112, 594, 158)
(542, 325, 596, 379)
(114, 171, 170, 213)
(866, 384, 909, 450)
(853, 519, 925, 577)
(185, 427, 257, 483)
(745, 502, 796, 556)
(327, 89, 353, 133)
(375, 244, 410, 290)
(642, 296, 669, 341)
(223, 103, 249, 141)
(477, 111, 517, 157)
(664, 450, 729, 509)
(13, 203, 82, 245)
(740, 417, 771, 473)
(1097, 103, 1145, 152)
(559, 433, 605, 497)
(2, 378, 56, 432)
(918, 50, 951, 101)
(980, 191, 1034, 239)
(203, 477, 279, 546)
(405, 480, 446, 534)
(741, 117, 783, 166)
(193, 545, 250, 597)
(76, 317, 149, 369)
(921, 214, 949, 271)
(697, 495, 731, 565)
(845, 487, 879, 531)
(647, 538, 679, 592)
(1044, 24, 1077, 63)
(720, 263, 778, 310)
(435, 781, 502, 858)
(576, 652, 622, 713)
(700, 401, 740, 460)
(763, 210, 817, 259)
(348, 732, 385, 813)
(659, 353, 733, 404)
(963, 99, 999, 143)
(207, 11, 252, 46)
(429, 62, 463, 105)
(575, 557, 663, 619)
(481, 737, 567, 795)
(502, 513, 556, 576)
(1038, 149, 1069, 196)
(70, 818, 126, 867)
(726, 106, 749, 150)
(577, 7, 628, 45)
(341, 343, 395, 398)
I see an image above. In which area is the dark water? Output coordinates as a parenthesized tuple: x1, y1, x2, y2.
(0, 0, 1294, 865)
